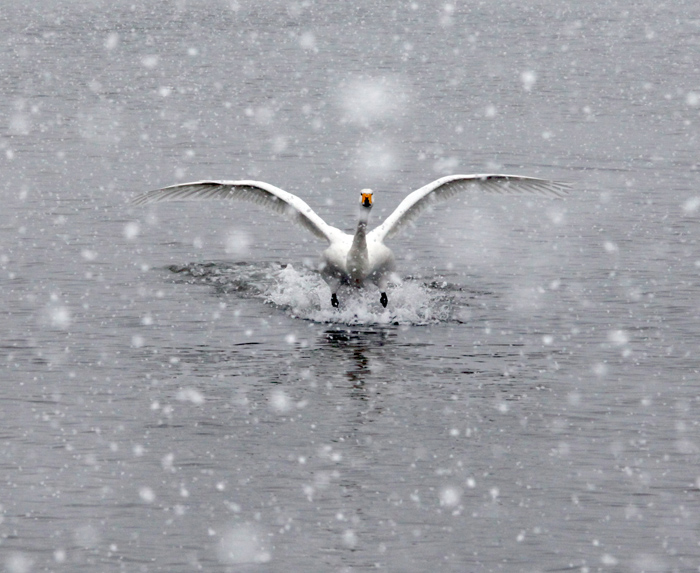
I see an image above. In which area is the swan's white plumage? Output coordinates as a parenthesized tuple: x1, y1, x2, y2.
(368, 174, 570, 242)
(131, 174, 570, 306)
(131, 179, 341, 243)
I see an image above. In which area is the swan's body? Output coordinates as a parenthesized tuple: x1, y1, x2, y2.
(132, 174, 570, 307)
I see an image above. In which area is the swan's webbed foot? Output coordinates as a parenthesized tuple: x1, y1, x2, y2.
(380, 292, 388, 308)
(331, 293, 339, 308)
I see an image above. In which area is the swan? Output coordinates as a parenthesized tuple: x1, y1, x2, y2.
(131, 174, 570, 308)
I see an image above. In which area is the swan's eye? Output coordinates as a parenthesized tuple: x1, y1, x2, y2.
(360, 192, 373, 206)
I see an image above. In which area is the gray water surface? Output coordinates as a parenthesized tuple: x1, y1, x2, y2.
(2, 1, 700, 571)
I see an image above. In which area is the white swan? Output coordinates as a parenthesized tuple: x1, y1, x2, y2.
(131, 174, 570, 308)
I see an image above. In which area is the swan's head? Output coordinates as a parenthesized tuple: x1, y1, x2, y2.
(360, 189, 373, 209)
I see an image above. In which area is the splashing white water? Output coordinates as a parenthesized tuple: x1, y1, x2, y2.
(166, 262, 458, 325)
(265, 265, 450, 325)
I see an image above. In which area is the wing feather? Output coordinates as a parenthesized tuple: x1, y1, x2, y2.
(131, 180, 338, 243)
(369, 174, 571, 241)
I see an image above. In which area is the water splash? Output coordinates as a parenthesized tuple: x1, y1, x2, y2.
(167, 262, 457, 325)
(266, 264, 450, 325)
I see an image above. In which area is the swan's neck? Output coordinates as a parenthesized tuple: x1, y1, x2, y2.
(347, 210, 370, 282)
(351, 220, 368, 252)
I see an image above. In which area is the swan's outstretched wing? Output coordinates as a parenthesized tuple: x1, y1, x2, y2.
(369, 174, 571, 241)
(131, 180, 339, 243)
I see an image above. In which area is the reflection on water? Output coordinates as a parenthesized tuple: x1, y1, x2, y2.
(323, 326, 395, 347)
(323, 327, 395, 391)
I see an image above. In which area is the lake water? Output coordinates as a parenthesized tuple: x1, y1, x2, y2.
(2, 1, 700, 571)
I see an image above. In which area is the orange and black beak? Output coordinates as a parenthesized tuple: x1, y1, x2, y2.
(361, 191, 373, 207)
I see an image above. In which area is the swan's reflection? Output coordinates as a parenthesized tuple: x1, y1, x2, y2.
(322, 327, 394, 397)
